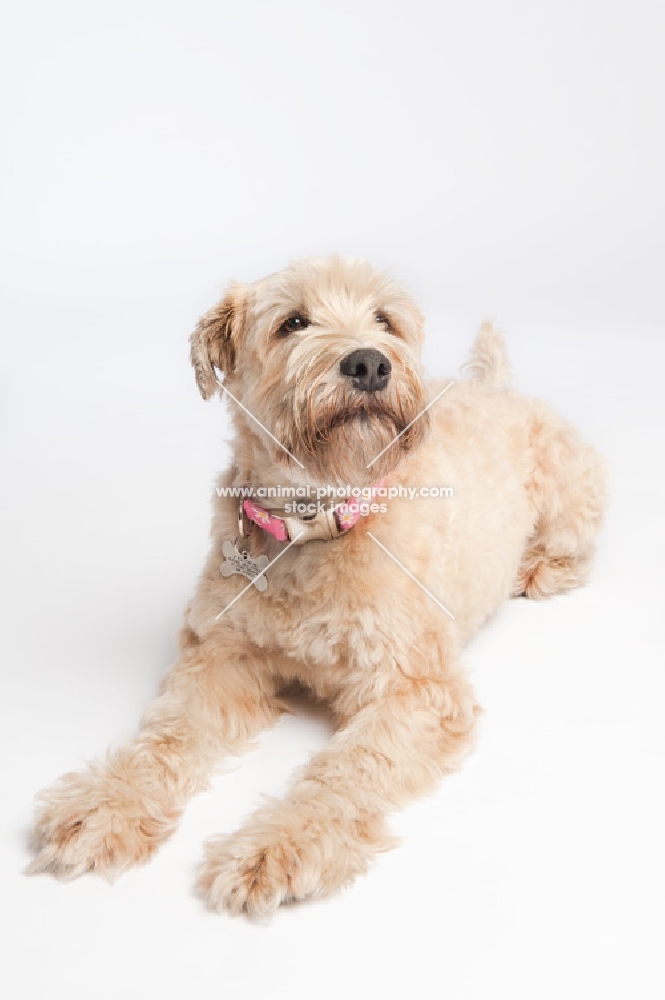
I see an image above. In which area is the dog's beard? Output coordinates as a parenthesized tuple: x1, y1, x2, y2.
(290, 382, 428, 484)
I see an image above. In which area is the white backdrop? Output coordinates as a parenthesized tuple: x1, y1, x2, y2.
(1, 2, 664, 998)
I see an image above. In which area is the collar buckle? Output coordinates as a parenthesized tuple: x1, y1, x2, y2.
(282, 507, 343, 544)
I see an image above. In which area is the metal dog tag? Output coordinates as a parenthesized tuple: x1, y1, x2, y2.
(220, 539, 269, 592)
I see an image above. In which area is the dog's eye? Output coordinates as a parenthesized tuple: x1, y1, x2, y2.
(374, 310, 393, 331)
(278, 314, 310, 336)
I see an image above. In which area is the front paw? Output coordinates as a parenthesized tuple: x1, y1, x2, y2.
(197, 803, 389, 917)
(28, 763, 179, 878)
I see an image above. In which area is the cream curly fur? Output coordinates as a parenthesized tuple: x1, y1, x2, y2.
(28, 257, 606, 916)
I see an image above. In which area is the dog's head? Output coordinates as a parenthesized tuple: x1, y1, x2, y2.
(190, 256, 428, 483)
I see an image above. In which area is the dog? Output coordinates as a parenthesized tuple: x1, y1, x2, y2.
(28, 256, 606, 916)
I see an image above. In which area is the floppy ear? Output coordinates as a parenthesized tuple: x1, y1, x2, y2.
(189, 283, 247, 399)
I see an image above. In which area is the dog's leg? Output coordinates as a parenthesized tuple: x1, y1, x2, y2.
(198, 667, 479, 916)
(514, 406, 607, 598)
(28, 628, 281, 878)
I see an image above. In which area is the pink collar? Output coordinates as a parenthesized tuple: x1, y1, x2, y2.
(241, 485, 382, 545)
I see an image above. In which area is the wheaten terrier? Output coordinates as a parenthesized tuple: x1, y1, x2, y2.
(28, 256, 606, 915)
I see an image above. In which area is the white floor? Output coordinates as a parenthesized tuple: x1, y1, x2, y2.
(1, 301, 663, 999)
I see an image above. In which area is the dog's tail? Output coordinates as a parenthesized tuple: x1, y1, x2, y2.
(460, 321, 512, 389)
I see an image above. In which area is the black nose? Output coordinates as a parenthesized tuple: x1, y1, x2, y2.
(340, 348, 392, 392)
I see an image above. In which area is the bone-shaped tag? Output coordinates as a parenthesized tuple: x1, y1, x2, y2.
(220, 539, 269, 591)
